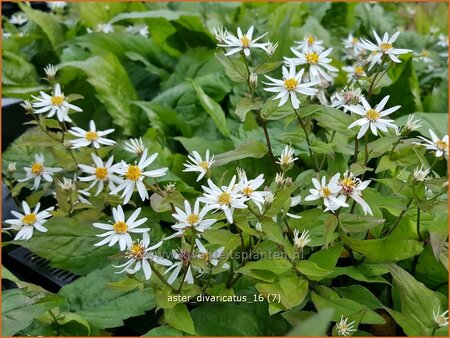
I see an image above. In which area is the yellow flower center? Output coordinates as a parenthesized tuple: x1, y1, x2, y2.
(22, 213, 37, 225)
(321, 187, 331, 198)
(126, 165, 141, 181)
(85, 130, 99, 141)
(281, 154, 291, 164)
(305, 52, 319, 64)
(240, 35, 250, 48)
(95, 167, 108, 180)
(186, 214, 200, 225)
(242, 186, 253, 196)
(436, 140, 448, 151)
(380, 42, 392, 52)
(199, 161, 210, 170)
(366, 109, 380, 121)
(129, 243, 145, 259)
(340, 177, 356, 194)
(354, 66, 364, 76)
(200, 252, 210, 262)
(113, 221, 128, 234)
(218, 192, 232, 206)
(51, 95, 65, 106)
(31, 163, 44, 175)
(284, 78, 298, 91)
(352, 37, 358, 44)
(307, 35, 315, 45)
(420, 49, 430, 57)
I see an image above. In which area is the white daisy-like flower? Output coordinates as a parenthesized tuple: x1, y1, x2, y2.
(294, 33, 325, 53)
(47, 1, 67, 10)
(437, 34, 448, 48)
(164, 249, 195, 285)
(359, 31, 412, 70)
(32, 83, 83, 122)
(263, 62, 318, 109)
(58, 176, 76, 192)
(78, 153, 122, 196)
(276, 145, 298, 168)
(4, 201, 54, 241)
(110, 148, 168, 204)
(238, 173, 270, 212)
(265, 40, 279, 56)
(289, 47, 338, 82)
(195, 239, 228, 269)
(43, 64, 58, 80)
(2, 32, 11, 40)
(114, 232, 172, 280)
(172, 200, 217, 233)
(416, 129, 449, 158)
(304, 174, 349, 211)
(218, 26, 269, 57)
(212, 26, 228, 43)
(124, 137, 146, 156)
(433, 307, 449, 328)
(9, 14, 27, 26)
(87, 23, 115, 34)
(336, 315, 357, 336)
(413, 165, 430, 182)
(293, 229, 311, 251)
(345, 95, 400, 139)
(18, 154, 63, 190)
(414, 49, 434, 64)
(183, 150, 215, 182)
(342, 64, 366, 82)
(69, 120, 115, 149)
(93, 205, 149, 251)
(198, 176, 248, 224)
(402, 114, 423, 134)
(330, 86, 363, 112)
(126, 24, 149, 37)
(342, 33, 364, 56)
(337, 171, 372, 216)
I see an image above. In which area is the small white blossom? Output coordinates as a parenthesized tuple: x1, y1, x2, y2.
(124, 137, 146, 156)
(294, 34, 325, 53)
(32, 83, 83, 122)
(293, 229, 311, 250)
(288, 47, 338, 82)
(263, 62, 318, 109)
(342, 64, 366, 82)
(304, 174, 349, 212)
(359, 31, 412, 70)
(18, 154, 63, 190)
(402, 114, 423, 134)
(9, 14, 27, 26)
(110, 149, 168, 204)
(198, 176, 248, 224)
(338, 171, 372, 216)
(165, 249, 194, 285)
(93, 205, 149, 251)
(47, 1, 67, 11)
(413, 165, 430, 182)
(336, 315, 357, 336)
(218, 26, 269, 57)
(416, 129, 449, 158)
(78, 153, 122, 196)
(265, 40, 279, 56)
(4, 201, 53, 240)
(172, 199, 217, 233)
(212, 26, 228, 44)
(195, 239, 228, 269)
(342, 33, 364, 56)
(126, 24, 149, 37)
(433, 307, 449, 328)
(114, 232, 172, 280)
(44, 64, 58, 80)
(276, 145, 298, 169)
(69, 120, 115, 149)
(238, 173, 270, 212)
(346, 95, 399, 139)
(183, 150, 214, 182)
(330, 87, 363, 112)
(8, 162, 16, 174)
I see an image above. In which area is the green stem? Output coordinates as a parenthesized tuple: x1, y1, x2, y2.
(176, 233, 197, 293)
(149, 261, 177, 293)
(367, 59, 387, 100)
(410, 208, 422, 276)
(383, 198, 414, 236)
(353, 137, 359, 164)
(319, 130, 336, 171)
(294, 109, 320, 171)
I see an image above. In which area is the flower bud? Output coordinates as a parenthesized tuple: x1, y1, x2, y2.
(8, 162, 16, 174)
(249, 72, 258, 89)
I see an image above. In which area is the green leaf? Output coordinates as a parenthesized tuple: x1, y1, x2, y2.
(237, 259, 292, 282)
(144, 325, 184, 336)
(13, 217, 116, 276)
(189, 79, 231, 138)
(339, 214, 385, 233)
(213, 140, 268, 166)
(164, 303, 197, 335)
(286, 309, 334, 336)
(386, 264, 441, 336)
(323, 214, 338, 247)
(61, 53, 144, 135)
(215, 53, 247, 82)
(234, 97, 263, 122)
(256, 273, 309, 313)
(2, 50, 38, 86)
(57, 312, 91, 336)
(295, 261, 331, 281)
(59, 267, 156, 330)
(259, 216, 285, 245)
(311, 286, 385, 324)
(309, 242, 343, 271)
(19, 3, 65, 50)
(2, 288, 66, 336)
(334, 285, 383, 310)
